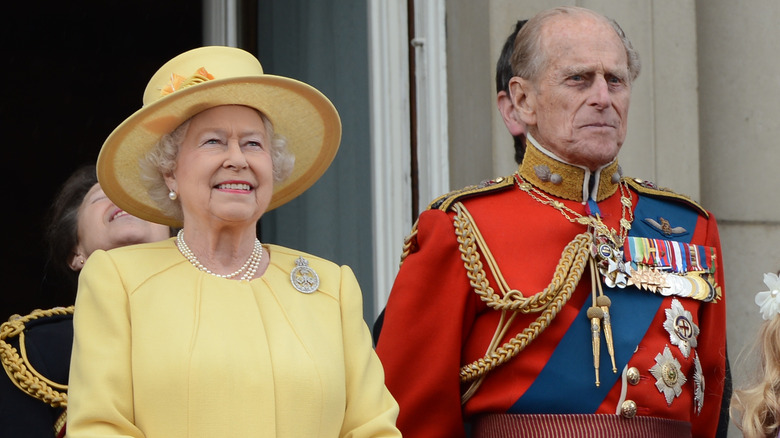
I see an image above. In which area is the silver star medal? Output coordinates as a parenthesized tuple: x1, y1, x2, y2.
(594, 241, 632, 288)
(693, 351, 705, 415)
(291, 256, 320, 294)
(649, 345, 687, 406)
(663, 298, 699, 358)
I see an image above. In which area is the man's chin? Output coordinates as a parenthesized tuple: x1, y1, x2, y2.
(571, 142, 620, 170)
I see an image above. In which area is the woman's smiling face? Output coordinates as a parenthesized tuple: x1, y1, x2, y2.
(73, 183, 170, 265)
(165, 105, 275, 229)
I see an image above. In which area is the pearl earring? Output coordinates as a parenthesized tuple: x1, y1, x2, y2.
(168, 190, 178, 201)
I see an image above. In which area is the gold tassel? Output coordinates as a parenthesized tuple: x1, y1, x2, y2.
(597, 295, 617, 373)
(587, 258, 603, 386)
(587, 306, 603, 386)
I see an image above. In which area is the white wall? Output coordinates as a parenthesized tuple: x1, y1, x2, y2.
(697, 2, 780, 436)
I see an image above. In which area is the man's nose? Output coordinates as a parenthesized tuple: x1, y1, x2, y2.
(588, 76, 612, 109)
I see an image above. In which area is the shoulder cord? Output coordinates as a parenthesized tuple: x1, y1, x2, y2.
(398, 219, 419, 267)
(55, 410, 67, 437)
(452, 202, 592, 402)
(0, 306, 73, 407)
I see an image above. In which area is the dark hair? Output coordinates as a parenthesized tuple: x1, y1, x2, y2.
(495, 19, 528, 164)
(44, 165, 98, 287)
(495, 19, 527, 94)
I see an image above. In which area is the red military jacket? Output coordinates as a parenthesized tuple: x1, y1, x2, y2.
(376, 142, 728, 438)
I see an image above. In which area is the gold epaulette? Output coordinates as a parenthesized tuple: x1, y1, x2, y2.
(428, 176, 515, 212)
(623, 177, 709, 219)
(0, 306, 73, 408)
(399, 176, 514, 267)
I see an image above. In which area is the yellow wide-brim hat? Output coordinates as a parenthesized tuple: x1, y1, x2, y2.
(97, 46, 341, 227)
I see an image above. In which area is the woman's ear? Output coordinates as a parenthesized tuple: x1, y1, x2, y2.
(509, 77, 537, 127)
(163, 173, 177, 194)
(68, 249, 86, 272)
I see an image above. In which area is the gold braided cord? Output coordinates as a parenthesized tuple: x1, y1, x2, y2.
(454, 175, 635, 389)
(453, 202, 591, 314)
(54, 410, 67, 435)
(398, 219, 420, 266)
(461, 308, 520, 402)
(0, 306, 73, 407)
(453, 202, 593, 383)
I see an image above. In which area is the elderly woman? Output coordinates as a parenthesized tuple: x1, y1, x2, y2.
(66, 46, 400, 437)
(0, 165, 170, 438)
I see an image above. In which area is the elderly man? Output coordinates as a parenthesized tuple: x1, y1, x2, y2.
(376, 6, 728, 437)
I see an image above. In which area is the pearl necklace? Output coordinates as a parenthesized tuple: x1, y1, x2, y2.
(176, 229, 263, 281)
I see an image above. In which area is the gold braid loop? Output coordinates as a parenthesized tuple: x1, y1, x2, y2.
(453, 203, 592, 313)
(459, 236, 591, 382)
(451, 202, 593, 383)
(0, 306, 74, 407)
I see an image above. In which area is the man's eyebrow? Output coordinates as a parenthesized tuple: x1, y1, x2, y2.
(605, 68, 630, 81)
(561, 65, 591, 77)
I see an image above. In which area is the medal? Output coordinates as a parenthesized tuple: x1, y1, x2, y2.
(662, 298, 699, 358)
(693, 351, 705, 415)
(291, 256, 320, 294)
(649, 345, 686, 406)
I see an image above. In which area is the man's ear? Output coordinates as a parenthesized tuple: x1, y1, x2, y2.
(497, 90, 526, 138)
(509, 77, 537, 126)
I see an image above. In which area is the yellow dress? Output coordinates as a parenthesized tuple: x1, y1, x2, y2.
(67, 238, 400, 437)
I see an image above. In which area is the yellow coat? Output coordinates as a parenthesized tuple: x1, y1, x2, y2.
(67, 239, 400, 437)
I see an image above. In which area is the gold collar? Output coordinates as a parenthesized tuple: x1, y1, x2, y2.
(518, 137, 621, 203)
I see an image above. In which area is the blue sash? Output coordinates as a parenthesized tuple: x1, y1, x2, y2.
(508, 194, 699, 413)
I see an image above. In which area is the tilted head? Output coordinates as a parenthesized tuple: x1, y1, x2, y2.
(45, 165, 170, 288)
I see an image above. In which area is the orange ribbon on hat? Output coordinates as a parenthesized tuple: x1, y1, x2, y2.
(160, 67, 215, 96)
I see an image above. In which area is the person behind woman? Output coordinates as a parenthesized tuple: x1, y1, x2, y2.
(0, 165, 170, 438)
(731, 272, 780, 438)
(66, 46, 400, 437)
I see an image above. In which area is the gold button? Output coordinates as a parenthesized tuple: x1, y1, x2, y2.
(621, 400, 637, 419)
(626, 367, 640, 385)
(495, 177, 504, 183)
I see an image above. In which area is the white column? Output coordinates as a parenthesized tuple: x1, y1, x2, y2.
(413, 0, 450, 210)
(367, 0, 413, 317)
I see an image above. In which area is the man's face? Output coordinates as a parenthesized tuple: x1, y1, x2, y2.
(517, 14, 631, 170)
